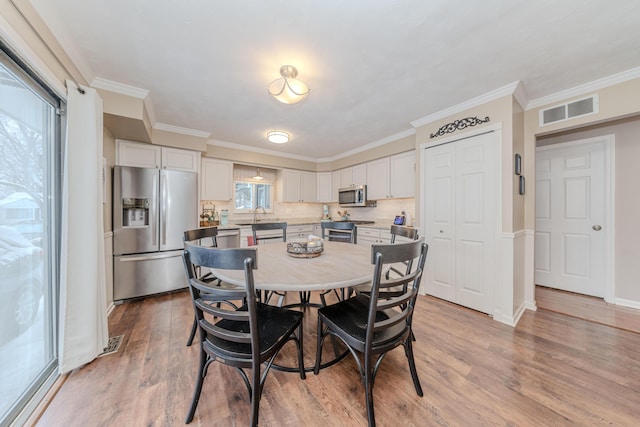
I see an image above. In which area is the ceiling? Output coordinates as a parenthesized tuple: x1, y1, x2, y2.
(30, 0, 640, 161)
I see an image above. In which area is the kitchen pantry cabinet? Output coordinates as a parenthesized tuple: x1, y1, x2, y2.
(316, 172, 333, 203)
(201, 158, 233, 201)
(366, 151, 415, 200)
(116, 140, 200, 173)
(279, 169, 316, 202)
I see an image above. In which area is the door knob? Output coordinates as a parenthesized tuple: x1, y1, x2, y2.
(592, 225, 602, 231)
(440, 230, 444, 233)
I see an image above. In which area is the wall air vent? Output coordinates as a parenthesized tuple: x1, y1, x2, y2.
(539, 94, 599, 127)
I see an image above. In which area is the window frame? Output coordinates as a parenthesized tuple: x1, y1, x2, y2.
(232, 180, 274, 213)
(0, 40, 63, 427)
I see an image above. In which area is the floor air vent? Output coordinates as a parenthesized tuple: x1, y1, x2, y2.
(539, 94, 598, 126)
(99, 334, 124, 357)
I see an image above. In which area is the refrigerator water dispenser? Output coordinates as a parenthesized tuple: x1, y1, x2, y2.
(122, 197, 149, 227)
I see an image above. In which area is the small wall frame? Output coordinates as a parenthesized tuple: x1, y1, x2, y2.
(514, 153, 522, 175)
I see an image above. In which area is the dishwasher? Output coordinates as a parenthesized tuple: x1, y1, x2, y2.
(216, 228, 241, 248)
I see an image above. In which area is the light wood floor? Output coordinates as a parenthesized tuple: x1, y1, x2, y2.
(536, 285, 640, 334)
(34, 290, 640, 426)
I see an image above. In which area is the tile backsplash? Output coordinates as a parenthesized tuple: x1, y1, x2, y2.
(203, 197, 415, 226)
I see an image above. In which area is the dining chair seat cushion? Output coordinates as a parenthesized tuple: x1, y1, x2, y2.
(318, 294, 408, 351)
(204, 302, 303, 361)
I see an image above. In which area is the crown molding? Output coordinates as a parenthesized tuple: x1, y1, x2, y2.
(316, 128, 417, 163)
(512, 81, 529, 111)
(154, 123, 210, 138)
(91, 77, 149, 99)
(208, 139, 319, 163)
(410, 81, 523, 128)
(526, 66, 640, 110)
(209, 128, 416, 164)
(143, 95, 156, 126)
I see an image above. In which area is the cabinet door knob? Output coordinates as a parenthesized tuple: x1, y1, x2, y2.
(592, 225, 602, 231)
(440, 230, 444, 233)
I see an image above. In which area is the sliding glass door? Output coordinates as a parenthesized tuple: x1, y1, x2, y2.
(0, 45, 62, 425)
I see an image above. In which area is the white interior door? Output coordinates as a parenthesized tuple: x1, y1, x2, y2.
(424, 142, 456, 302)
(424, 132, 496, 314)
(535, 138, 607, 297)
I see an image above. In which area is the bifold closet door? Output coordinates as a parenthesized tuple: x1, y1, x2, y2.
(424, 132, 496, 315)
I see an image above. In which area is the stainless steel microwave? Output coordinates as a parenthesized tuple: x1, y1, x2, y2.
(339, 185, 367, 207)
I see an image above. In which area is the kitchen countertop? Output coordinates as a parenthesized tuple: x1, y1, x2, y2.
(225, 219, 400, 230)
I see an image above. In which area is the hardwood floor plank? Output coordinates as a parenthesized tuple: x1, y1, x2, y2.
(34, 291, 640, 427)
(536, 285, 640, 334)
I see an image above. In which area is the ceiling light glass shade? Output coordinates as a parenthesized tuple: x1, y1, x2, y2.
(253, 169, 264, 180)
(268, 65, 310, 104)
(267, 131, 289, 144)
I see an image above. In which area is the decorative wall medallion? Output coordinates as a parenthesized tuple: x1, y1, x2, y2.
(430, 116, 490, 139)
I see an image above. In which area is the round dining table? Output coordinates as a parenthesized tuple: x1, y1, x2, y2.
(209, 240, 374, 372)
(210, 240, 374, 293)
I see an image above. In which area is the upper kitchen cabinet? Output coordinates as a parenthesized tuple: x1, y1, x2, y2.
(331, 170, 341, 202)
(116, 140, 200, 173)
(279, 169, 317, 202)
(339, 164, 367, 188)
(161, 147, 200, 172)
(117, 140, 160, 168)
(366, 157, 390, 200)
(365, 151, 415, 200)
(201, 158, 233, 201)
(389, 151, 415, 198)
(316, 172, 333, 203)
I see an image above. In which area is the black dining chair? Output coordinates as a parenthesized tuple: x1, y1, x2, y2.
(182, 243, 305, 427)
(386, 225, 419, 279)
(313, 239, 428, 427)
(321, 221, 356, 244)
(251, 222, 288, 305)
(251, 222, 287, 245)
(183, 227, 223, 346)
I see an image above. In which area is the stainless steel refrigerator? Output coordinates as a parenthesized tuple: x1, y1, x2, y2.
(113, 166, 197, 301)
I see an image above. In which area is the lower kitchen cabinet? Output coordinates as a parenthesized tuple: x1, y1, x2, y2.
(357, 227, 390, 246)
(287, 224, 314, 241)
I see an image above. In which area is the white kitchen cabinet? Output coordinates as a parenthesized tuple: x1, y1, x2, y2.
(116, 140, 200, 173)
(240, 226, 252, 247)
(331, 170, 341, 202)
(316, 172, 333, 203)
(116, 140, 161, 168)
(366, 158, 390, 200)
(356, 227, 391, 247)
(389, 151, 415, 198)
(339, 164, 367, 188)
(287, 224, 314, 240)
(201, 158, 233, 201)
(162, 146, 200, 172)
(280, 169, 317, 202)
(365, 151, 415, 201)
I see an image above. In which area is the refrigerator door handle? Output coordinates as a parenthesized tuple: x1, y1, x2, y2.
(161, 171, 167, 246)
(152, 175, 158, 246)
(117, 252, 179, 262)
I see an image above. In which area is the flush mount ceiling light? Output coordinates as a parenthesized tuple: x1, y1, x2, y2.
(268, 65, 310, 104)
(253, 169, 264, 180)
(267, 131, 290, 144)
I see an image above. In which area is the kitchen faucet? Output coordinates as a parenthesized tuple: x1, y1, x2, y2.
(253, 206, 266, 222)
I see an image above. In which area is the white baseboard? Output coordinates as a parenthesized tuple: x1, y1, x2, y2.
(614, 298, 640, 310)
